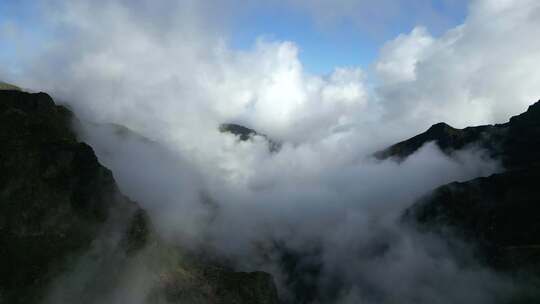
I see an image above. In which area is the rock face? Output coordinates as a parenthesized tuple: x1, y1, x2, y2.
(219, 123, 281, 152)
(377, 101, 540, 292)
(0, 90, 279, 304)
(376, 101, 540, 170)
(0, 90, 136, 303)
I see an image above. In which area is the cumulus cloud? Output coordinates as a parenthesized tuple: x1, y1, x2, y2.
(375, 0, 540, 130)
(375, 27, 434, 83)
(1, 0, 539, 303)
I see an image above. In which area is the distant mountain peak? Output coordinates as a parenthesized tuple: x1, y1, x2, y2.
(219, 123, 258, 141)
(374, 121, 494, 161)
(219, 123, 281, 152)
(376, 99, 540, 169)
(426, 122, 455, 133)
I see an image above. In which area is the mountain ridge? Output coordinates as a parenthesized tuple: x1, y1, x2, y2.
(376, 100, 540, 171)
(380, 99, 540, 301)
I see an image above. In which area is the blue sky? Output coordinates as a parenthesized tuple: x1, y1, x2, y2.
(0, 0, 468, 76)
(230, 1, 468, 74)
(0, 0, 52, 76)
(231, 8, 377, 75)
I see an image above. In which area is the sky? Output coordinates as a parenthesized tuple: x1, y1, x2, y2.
(230, 1, 468, 74)
(1, 0, 469, 75)
(2, 1, 540, 303)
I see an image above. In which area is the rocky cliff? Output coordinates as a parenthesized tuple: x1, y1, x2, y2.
(377, 101, 540, 301)
(0, 90, 279, 304)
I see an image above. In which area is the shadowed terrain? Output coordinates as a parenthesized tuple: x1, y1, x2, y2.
(0, 90, 279, 304)
(376, 101, 540, 302)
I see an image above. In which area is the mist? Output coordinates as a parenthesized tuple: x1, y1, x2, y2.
(77, 120, 507, 303)
(2, 0, 540, 303)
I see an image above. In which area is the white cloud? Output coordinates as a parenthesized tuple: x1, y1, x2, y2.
(373, 0, 540, 133)
(375, 27, 434, 83)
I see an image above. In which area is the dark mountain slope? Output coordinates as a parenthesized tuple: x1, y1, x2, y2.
(503, 101, 540, 169)
(0, 90, 144, 303)
(376, 101, 540, 171)
(381, 101, 540, 300)
(408, 169, 540, 271)
(219, 123, 281, 152)
(375, 122, 504, 161)
(0, 90, 279, 304)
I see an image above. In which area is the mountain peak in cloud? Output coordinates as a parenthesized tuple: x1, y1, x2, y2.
(377, 99, 540, 171)
(219, 123, 281, 152)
